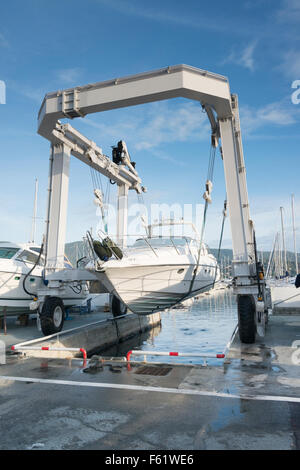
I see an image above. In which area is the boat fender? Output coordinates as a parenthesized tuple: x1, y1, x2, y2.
(103, 237, 123, 260)
(93, 240, 112, 261)
(295, 273, 300, 288)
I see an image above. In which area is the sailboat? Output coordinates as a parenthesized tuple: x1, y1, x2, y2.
(91, 220, 220, 315)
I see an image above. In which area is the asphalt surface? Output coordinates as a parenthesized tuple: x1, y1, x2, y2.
(0, 315, 299, 450)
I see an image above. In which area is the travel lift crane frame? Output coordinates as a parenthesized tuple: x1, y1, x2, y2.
(36, 64, 271, 343)
(31, 123, 144, 333)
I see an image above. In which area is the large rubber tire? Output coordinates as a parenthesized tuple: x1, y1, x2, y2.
(238, 295, 256, 344)
(111, 295, 127, 318)
(40, 297, 65, 336)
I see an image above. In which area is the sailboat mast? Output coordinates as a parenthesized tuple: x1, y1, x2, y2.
(275, 232, 281, 278)
(280, 207, 287, 276)
(291, 194, 298, 274)
(30, 178, 38, 244)
(266, 234, 276, 278)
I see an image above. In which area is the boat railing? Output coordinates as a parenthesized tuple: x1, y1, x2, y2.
(142, 238, 159, 257)
(88, 232, 206, 261)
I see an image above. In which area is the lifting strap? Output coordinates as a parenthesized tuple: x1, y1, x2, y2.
(186, 144, 217, 297)
(90, 166, 110, 235)
(180, 197, 227, 301)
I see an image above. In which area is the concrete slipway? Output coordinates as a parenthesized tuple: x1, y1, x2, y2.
(0, 311, 299, 450)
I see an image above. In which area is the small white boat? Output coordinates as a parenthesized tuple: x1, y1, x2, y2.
(92, 221, 220, 315)
(0, 241, 87, 317)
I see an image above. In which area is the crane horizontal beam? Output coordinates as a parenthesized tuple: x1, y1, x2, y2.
(38, 64, 232, 141)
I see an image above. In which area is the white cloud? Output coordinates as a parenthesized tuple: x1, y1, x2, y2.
(222, 42, 257, 71)
(278, 50, 300, 79)
(0, 33, 9, 48)
(56, 68, 83, 85)
(21, 87, 46, 103)
(79, 95, 299, 151)
(146, 149, 187, 167)
(241, 43, 257, 71)
(6, 79, 46, 103)
(277, 0, 300, 23)
(96, 0, 253, 36)
(9, 68, 84, 104)
(239, 99, 299, 135)
(81, 101, 210, 152)
(133, 102, 209, 150)
(274, 3, 300, 79)
(243, 0, 271, 9)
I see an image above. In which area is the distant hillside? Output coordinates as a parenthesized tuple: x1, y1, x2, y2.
(65, 241, 85, 267)
(65, 241, 300, 276)
(210, 248, 300, 276)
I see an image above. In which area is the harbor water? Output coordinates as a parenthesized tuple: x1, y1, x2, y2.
(103, 288, 238, 364)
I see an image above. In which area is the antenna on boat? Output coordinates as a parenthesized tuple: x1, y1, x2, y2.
(30, 178, 38, 244)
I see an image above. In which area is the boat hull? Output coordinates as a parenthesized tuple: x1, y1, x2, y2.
(96, 263, 218, 315)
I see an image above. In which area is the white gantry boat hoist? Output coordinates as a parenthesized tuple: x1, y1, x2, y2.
(35, 64, 271, 343)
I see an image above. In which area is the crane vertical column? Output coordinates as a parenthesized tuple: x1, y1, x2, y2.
(117, 183, 129, 249)
(219, 116, 258, 343)
(231, 95, 254, 254)
(45, 143, 71, 272)
(219, 117, 250, 278)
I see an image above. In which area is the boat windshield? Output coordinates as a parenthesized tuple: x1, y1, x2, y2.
(0, 247, 20, 259)
(16, 250, 40, 264)
(133, 237, 190, 248)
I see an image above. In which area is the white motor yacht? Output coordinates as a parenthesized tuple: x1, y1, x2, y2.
(92, 221, 220, 315)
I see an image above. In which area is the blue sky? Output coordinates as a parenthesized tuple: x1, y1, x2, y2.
(1, 0, 300, 251)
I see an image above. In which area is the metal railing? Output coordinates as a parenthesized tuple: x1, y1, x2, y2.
(84, 231, 210, 266)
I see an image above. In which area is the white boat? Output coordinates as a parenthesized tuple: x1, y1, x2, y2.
(0, 241, 87, 317)
(92, 221, 220, 315)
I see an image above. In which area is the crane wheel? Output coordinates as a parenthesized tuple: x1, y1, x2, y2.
(111, 295, 127, 318)
(40, 297, 65, 336)
(237, 295, 256, 344)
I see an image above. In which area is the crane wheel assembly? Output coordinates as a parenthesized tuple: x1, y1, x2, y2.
(237, 295, 256, 344)
(40, 297, 65, 336)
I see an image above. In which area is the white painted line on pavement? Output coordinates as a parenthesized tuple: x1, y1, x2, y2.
(1, 375, 300, 403)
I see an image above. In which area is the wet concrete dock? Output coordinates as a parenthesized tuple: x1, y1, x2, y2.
(0, 311, 109, 350)
(0, 310, 161, 358)
(0, 314, 299, 450)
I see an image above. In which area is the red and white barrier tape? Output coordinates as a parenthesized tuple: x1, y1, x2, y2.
(126, 350, 225, 362)
(11, 345, 87, 361)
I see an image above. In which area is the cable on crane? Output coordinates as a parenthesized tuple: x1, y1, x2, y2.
(185, 143, 217, 298)
(216, 199, 227, 264)
(179, 138, 230, 301)
(178, 197, 228, 301)
(89, 161, 111, 235)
